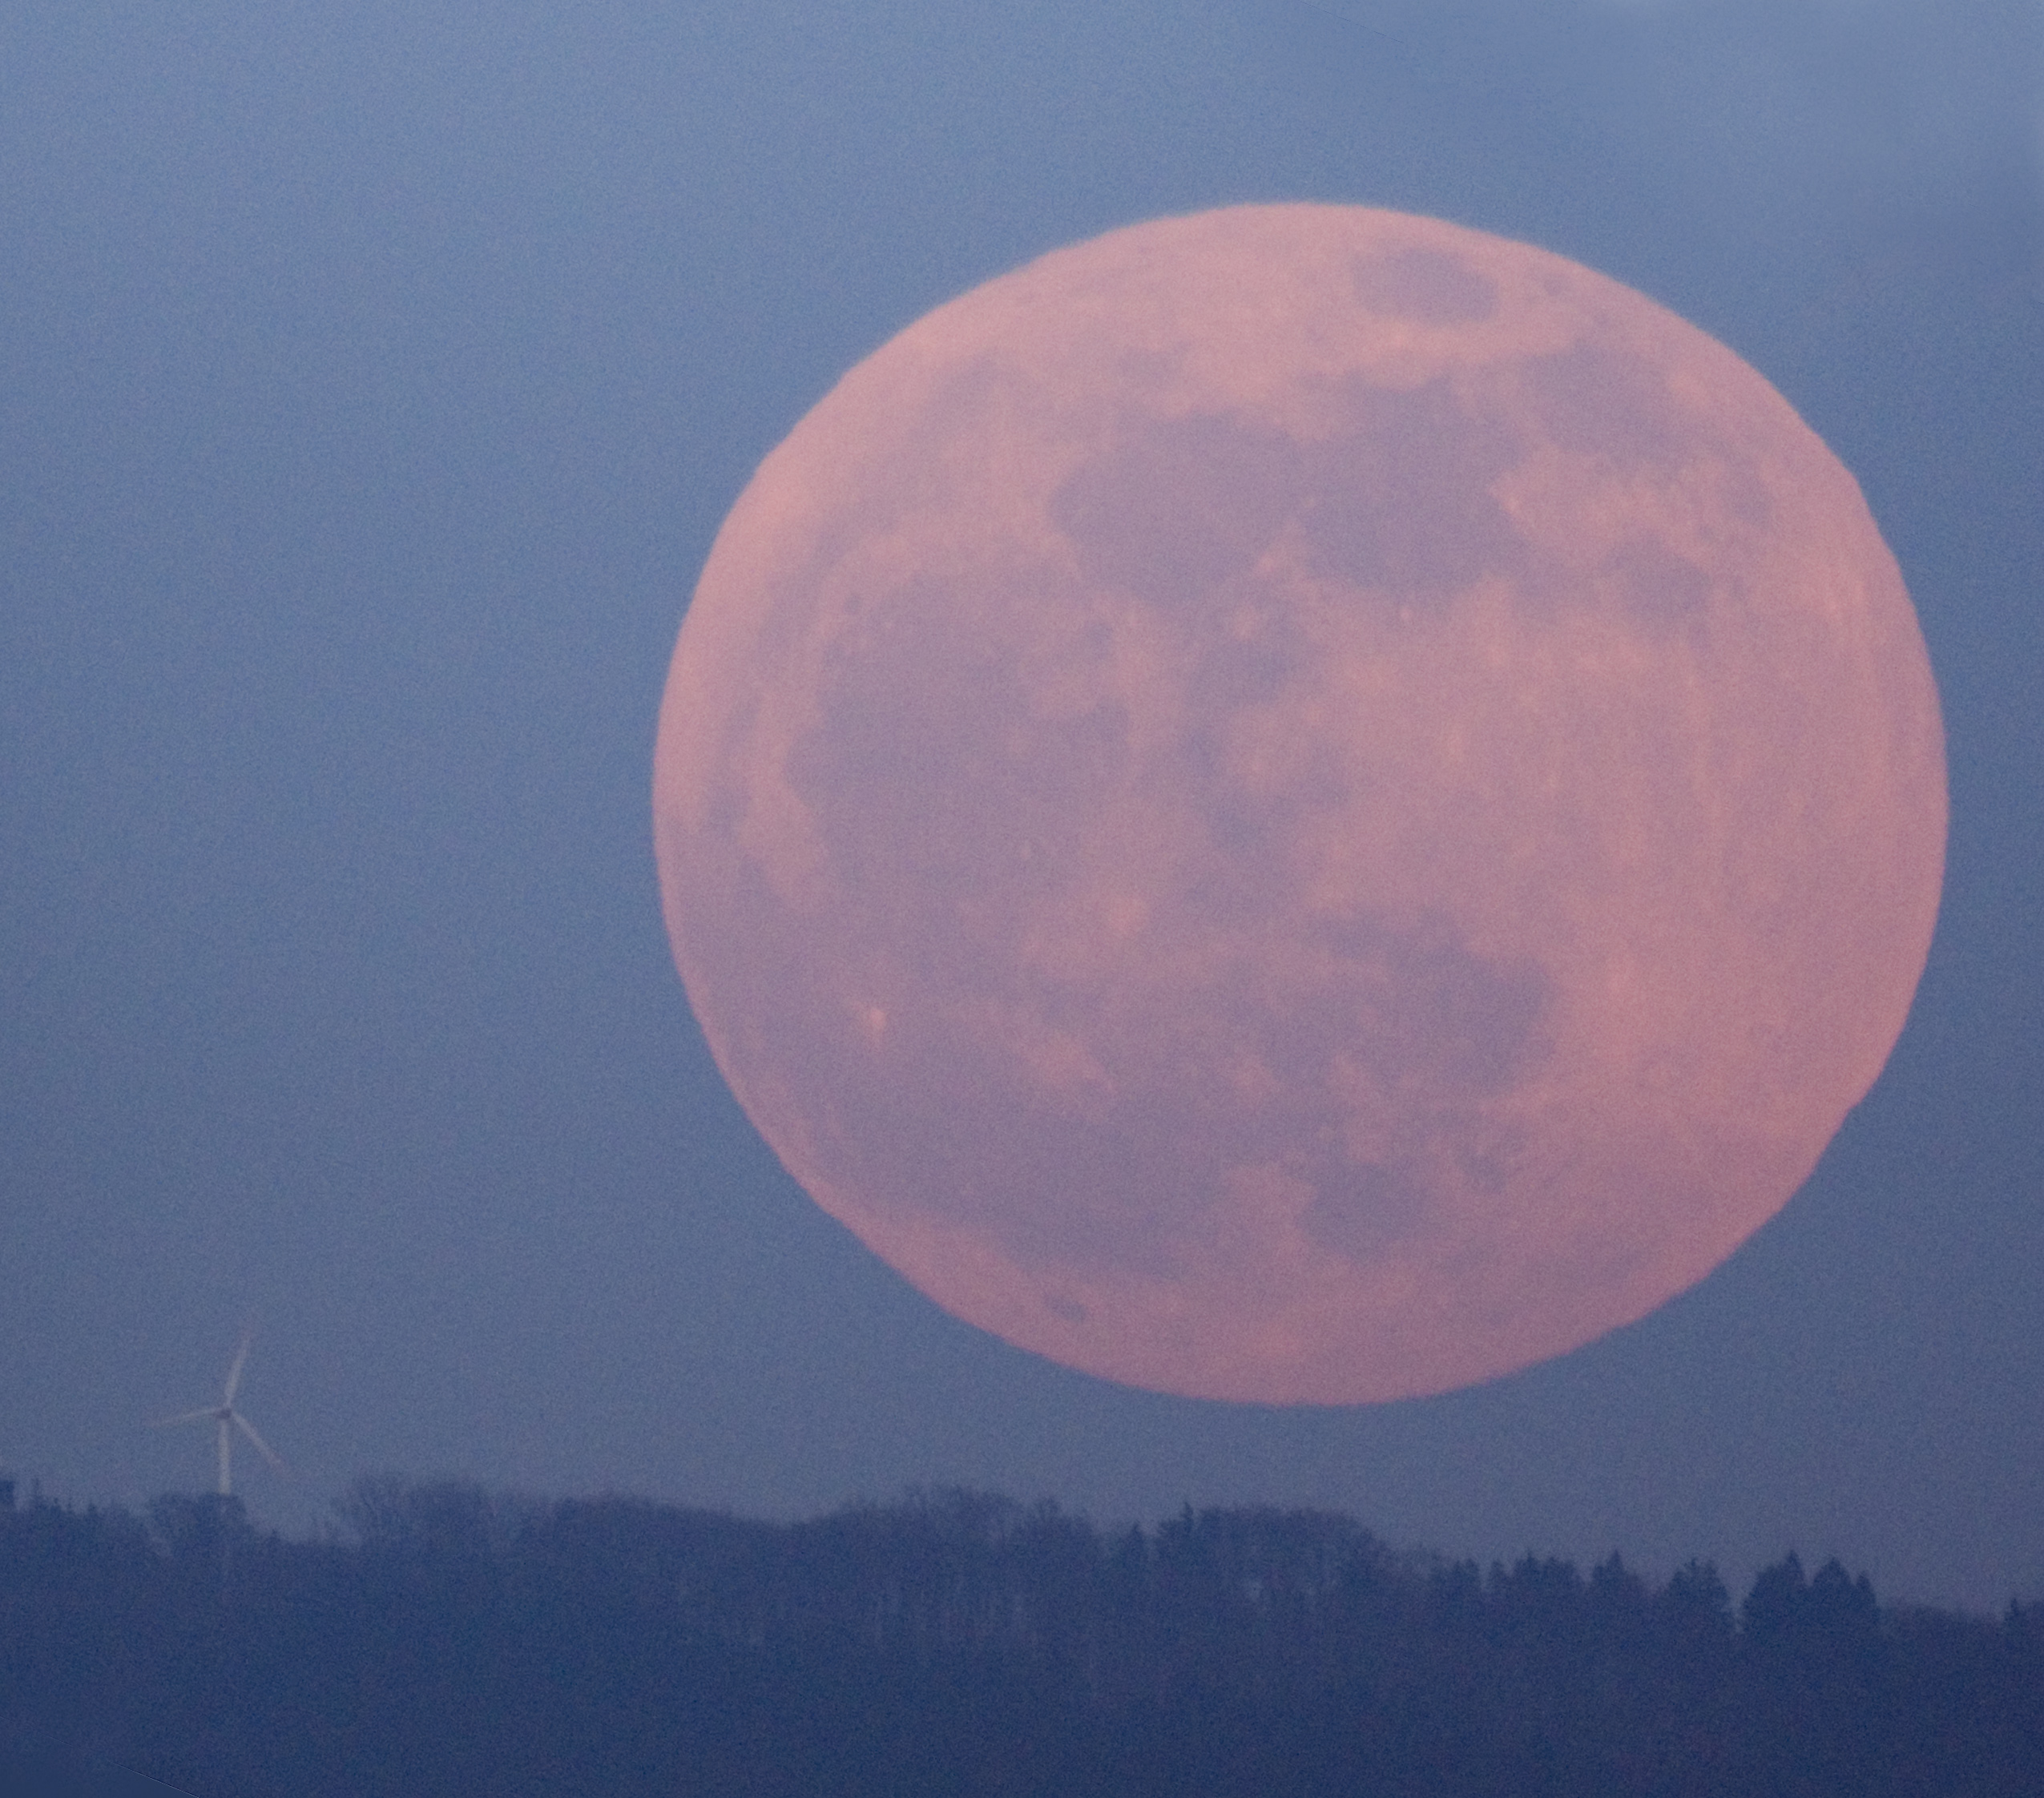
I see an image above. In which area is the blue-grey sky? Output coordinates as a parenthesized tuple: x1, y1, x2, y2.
(3, 0, 2039, 1609)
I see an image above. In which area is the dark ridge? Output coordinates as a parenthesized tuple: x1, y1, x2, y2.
(2, 1480, 2039, 1797)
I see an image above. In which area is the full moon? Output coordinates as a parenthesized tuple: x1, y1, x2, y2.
(654, 204, 1945, 1405)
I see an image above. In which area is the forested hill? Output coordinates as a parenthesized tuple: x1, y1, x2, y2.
(2, 1478, 2040, 1797)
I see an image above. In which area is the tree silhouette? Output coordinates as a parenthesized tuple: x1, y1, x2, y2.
(2, 1482, 2040, 1796)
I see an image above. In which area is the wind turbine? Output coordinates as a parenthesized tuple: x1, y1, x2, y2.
(154, 1324, 287, 1497)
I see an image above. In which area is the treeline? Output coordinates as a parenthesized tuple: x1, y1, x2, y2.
(2, 1476, 2041, 1796)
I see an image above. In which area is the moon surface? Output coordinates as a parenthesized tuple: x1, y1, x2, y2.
(653, 204, 1945, 1405)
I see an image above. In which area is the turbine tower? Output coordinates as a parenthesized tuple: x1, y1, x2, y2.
(154, 1324, 286, 1497)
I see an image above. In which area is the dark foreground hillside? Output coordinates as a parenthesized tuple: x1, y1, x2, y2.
(2, 1478, 2040, 1797)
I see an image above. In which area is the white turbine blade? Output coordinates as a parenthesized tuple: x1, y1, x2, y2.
(233, 1409, 287, 1473)
(223, 1323, 256, 1405)
(151, 1408, 216, 1429)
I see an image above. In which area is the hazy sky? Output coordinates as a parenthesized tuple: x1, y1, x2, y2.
(3, 0, 2040, 1610)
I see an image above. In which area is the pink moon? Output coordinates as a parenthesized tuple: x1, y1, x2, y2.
(653, 204, 1945, 1404)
